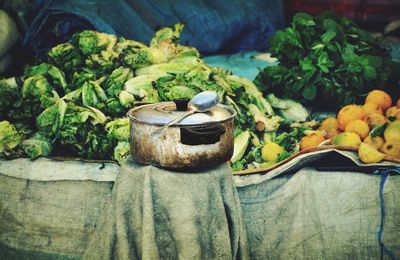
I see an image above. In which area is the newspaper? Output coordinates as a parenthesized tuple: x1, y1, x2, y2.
(234, 149, 399, 187)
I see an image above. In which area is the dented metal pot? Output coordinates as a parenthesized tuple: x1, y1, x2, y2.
(127, 100, 236, 170)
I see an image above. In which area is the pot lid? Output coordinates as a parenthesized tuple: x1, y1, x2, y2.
(128, 101, 236, 126)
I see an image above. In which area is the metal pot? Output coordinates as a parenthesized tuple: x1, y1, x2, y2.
(127, 100, 236, 170)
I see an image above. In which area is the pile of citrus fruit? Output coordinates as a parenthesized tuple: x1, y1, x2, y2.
(299, 89, 400, 164)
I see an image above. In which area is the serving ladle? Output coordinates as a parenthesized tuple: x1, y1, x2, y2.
(151, 91, 219, 139)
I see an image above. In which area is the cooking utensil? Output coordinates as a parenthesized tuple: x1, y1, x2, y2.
(151, 91, 219, 138)
(127, 99, 236, 170)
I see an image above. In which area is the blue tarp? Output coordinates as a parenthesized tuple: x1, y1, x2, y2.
(24, 0, 284, 58)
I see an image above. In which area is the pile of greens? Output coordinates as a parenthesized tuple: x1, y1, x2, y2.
(254, 12, 399, 110)
(1, 24, 308, 170)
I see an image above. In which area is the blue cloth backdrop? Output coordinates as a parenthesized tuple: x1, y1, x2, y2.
(24, 0, 284, 58)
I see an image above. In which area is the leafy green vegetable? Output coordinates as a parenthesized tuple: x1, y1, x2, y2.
(0, 24, 301, 172)
(118, 91, 135, 108)
(105, 118, 130, 142)
(48, 43, 83, 72)
(20, 132, 52, 159)
(124, 74, 167, 99)
(85, 50, 119, 75)
(36, 98, 67, 138)
(65, 80, 108, 109)
(165, 86, 199, 100)
(275, 126, 308, 153)
(0, 77, 20, 119)
(103, 67, 133, 97)
(104, 97, 125, 117)
(266, 93, 309, 122)
(248, 104, 282, 132)
(24, 63, 68, 93)
(20, 74, 56, 117)
(59, 104, 113, 159)
(149, 23, 200, 60)
(82, 80, 107, 108)
(120, 46, 167, 69)
(113, 141, 130, 163)
(255, 11, 399, 110)
(135, 62, 200, 76)
(0, 121, 24, 155)
(72, 30, 117, 55)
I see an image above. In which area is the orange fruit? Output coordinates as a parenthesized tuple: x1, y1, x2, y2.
(362, 103, 383, 116)
(300, 134, 325, 151)
(397, 98, 400, 108)
(325, 128, 342, 139)
(365, 90, 392, 111)
(392, 110, 400, 120)
(337, 105, 366, 131)
(394, 110, 400, 120)
(345, 119, 370, 140)
(385, 106, 399, 118)
(320, 117, 339, 130)
(365, 113, 389, 129)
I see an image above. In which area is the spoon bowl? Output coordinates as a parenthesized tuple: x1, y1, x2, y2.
(151, 91, 219, 138)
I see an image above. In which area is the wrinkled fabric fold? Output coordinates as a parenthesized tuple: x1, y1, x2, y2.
(83, 158, 248, 259)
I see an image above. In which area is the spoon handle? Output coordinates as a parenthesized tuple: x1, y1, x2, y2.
(152, 110, 196, 139)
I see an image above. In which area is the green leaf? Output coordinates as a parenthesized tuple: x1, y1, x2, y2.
(321, 30, 336, 43)
(311, 43, 325, 50)
(363, 66, 377, 81)
(302, 85, 317, 100)
(364, 55, 383, 68)
(300, 57, 314, 71)
(370, 123, 387, 138)
(319, 65, 329, 73)
(293, 12, 316, 27)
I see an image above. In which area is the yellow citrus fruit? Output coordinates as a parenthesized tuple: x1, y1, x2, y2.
(365, 113, 388, 129)
(300, 134, 325, 151)
(344, 119, 370, 140)
(385, 106, 400, 118)
(261, 142, 284, 162)
(364, 135, 385, 150)
(334, 132, 362, 149)
(380, 140, 400, 158)
(362, 103, 384, 116)
(384, 120, 400, 142)
(337, 105, 366, 131)
(365, 90, 392, 111)
(358, 142, 385, 164)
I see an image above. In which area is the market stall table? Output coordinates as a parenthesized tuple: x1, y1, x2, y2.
(0, 152, 399, 259)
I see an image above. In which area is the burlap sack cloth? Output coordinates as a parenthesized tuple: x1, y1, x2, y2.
(83, 158, 249, 259)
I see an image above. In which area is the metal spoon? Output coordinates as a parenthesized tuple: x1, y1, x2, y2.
(152, 91, 219, 138)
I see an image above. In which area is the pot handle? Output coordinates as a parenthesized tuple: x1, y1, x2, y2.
(173, 99, 190, 111)
(180, 124, 226, 145)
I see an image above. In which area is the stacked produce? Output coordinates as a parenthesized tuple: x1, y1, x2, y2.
(325, 90, 400, 163)
(248, 11, 400, 171)
(281, 89, 400, 164)
(1, 24, 310, 170)
(254, 12, 399, 110)
(1, 12, 398, 172)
